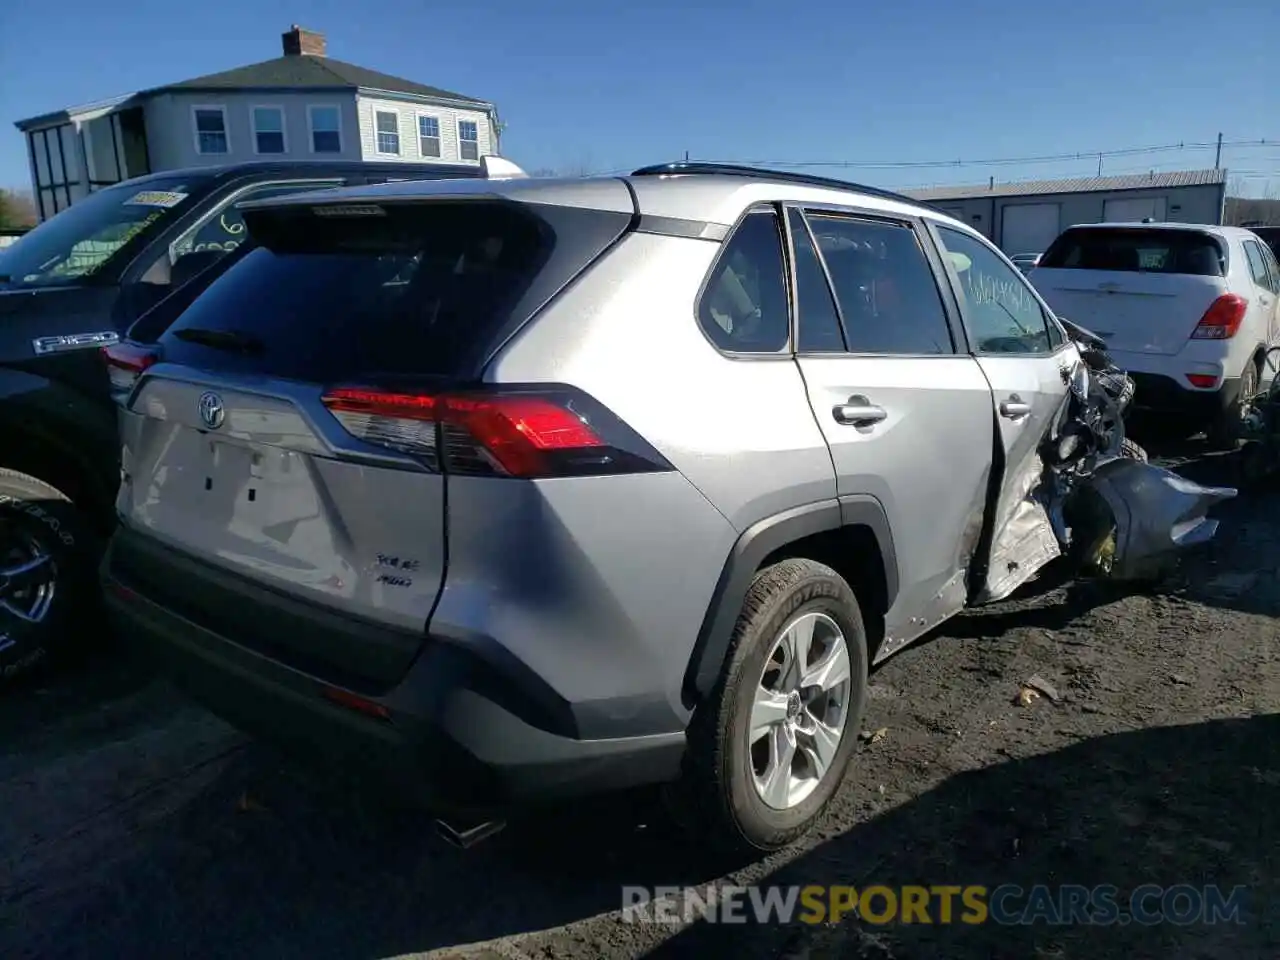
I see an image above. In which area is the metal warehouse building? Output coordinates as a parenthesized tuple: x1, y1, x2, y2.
(904, 168, 1228, 255)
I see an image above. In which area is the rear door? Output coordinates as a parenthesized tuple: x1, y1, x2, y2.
(1242, 238, 1280, 346)
(930, 222, 1074, 603)
(788, 205, 996, 652)
(1030, 226, 1229, 355)
(117, 192, 634, 684)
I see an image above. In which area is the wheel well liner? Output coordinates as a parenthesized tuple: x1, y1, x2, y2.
(683, 496, 898, 706)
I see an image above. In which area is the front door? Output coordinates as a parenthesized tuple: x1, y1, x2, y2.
(788, 206, 996, 657)
(929, 222, 1075, 602)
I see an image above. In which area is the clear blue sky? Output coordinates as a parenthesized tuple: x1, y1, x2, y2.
(1, 0, 1276, 196)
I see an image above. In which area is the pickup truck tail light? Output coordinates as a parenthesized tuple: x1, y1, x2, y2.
(1190, 294, 1248, 340)
(102, 342, 160, 400)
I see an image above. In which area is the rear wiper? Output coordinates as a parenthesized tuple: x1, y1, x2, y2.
(173, 327, 264, 354)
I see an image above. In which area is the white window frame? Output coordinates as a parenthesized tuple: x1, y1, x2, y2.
(191, 104, 230, 156)
(457, 118, 480, 161)
(306, 104, 344, 154)
(373, 109, 402, 156)
(416, 112, 442, 159)
(250, 104, 288, 156)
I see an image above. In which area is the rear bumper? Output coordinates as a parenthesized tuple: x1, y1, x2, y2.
(1127, 372, 1242, 421)
(101, 534, 686, 817)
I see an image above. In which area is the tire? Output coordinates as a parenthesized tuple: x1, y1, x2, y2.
(1119, 437, 1148, 462)
(1206, 360, 1259, 452)
(673, 558, 869, 860)
(0, 469, 99, 684)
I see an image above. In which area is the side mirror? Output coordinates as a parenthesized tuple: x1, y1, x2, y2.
(171, 249, 226, 288)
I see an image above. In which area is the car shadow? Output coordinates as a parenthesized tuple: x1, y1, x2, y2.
(643, 713, 1280, 959)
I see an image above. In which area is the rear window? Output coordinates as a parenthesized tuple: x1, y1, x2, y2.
(158, 199, 629, 382)
(1039, 227, 1226, 277)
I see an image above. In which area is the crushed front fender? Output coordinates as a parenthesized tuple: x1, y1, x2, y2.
(1077, 457, 1236, 580)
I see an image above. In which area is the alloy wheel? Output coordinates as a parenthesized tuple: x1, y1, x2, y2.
(0, 523, 57, 639)
(749, 611, 853, 810)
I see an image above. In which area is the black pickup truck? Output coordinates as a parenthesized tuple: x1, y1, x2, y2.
(0, 157, 504, 680)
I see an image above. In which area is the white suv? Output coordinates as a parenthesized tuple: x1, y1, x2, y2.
(1029, 223, 1280, 447)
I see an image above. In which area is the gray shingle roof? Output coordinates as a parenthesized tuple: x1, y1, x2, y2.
(904, 168, 1226, 202)
(143, 54, 489, 106)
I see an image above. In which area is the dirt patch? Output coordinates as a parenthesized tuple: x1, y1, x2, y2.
(1, 460, 1277, 960)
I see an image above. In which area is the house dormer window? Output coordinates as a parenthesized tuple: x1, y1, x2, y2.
(375, 110, 401, 155)
(193, 106, 229, 155)
(458, 119, 479, 161)
(252, 106, 286, 154)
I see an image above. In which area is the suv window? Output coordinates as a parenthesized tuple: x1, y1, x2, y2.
(787, 209, 845, 353)
(805, 214, 953, 355)
(935, 225, 1056, 354)
(1243, 240, 1274, 293)
(1259, 239, 1280, 295)
(158, 199, 628, 382)
(1039, 227, 1226, 276)
(170, 180, 342, 263)
(699, 209, 790, 353)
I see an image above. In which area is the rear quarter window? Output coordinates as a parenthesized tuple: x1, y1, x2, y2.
(1039, 228, 1227, 277)
(157, 199, 631, 382)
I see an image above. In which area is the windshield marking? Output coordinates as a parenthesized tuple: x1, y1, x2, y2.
(125, 190, 189, 208)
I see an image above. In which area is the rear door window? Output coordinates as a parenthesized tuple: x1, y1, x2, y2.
(158, 199, 630, 382)
(1259, 241, 1280, 295)
(1039, 227, 1226, 277)
(1243, 240, 1274, 293)
(787, 208, 845, 353)
(806, 213, 954, 355)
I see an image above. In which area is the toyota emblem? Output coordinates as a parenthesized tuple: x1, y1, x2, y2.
(198, 391, 225, 430)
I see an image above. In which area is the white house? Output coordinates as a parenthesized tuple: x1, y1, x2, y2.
(13, 26, 503, 221)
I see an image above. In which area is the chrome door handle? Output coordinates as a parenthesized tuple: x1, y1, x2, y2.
(832, 397, 887, 427)
(1000, 396, 1033, 419)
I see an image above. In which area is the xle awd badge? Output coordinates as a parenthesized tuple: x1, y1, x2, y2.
(198, 391, 225, 430)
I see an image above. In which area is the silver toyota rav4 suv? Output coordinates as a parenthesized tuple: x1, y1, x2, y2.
(102, 162, 1094, 857)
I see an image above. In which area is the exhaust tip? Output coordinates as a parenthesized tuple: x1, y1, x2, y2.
(434, 818, 507, 850)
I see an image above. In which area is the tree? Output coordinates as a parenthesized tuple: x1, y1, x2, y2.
(0, 189, 38, 229)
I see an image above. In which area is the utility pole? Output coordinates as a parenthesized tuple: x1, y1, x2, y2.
(684, 150, 690, 162)
(1097, 152, 1103, 176)
(1215, 132, 1223, 169)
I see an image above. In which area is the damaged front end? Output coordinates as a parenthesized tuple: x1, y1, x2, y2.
(976, 317, 1235, 602)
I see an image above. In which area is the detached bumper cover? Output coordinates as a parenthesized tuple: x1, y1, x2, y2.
(1081, 457, 1236, 579)
(101, 536, 685, 816)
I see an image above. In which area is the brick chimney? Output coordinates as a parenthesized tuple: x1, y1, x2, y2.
(282, 25, 326, 57)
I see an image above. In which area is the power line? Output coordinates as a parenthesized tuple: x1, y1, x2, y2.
(690, 138, 1279, 172)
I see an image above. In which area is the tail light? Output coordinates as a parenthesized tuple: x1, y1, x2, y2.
(1185, 373, 1219, 389)
(320, 385, 672, 479)
(102, 342, 160, 398)
(1190, 294, 1248, 340)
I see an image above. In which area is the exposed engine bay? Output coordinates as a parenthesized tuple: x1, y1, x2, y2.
(976, 317, 1237, 604)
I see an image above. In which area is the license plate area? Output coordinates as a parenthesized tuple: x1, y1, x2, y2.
(197, 436, 294, 511)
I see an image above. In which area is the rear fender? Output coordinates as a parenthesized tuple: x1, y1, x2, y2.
(683, 497, 898, 706)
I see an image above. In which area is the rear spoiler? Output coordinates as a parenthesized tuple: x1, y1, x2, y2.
(480, 155, 528, 179)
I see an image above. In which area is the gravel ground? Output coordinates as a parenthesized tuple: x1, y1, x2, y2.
(1, 442, 1277, 960)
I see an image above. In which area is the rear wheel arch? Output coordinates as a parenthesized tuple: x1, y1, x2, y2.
(0, 412, 114, 536)
(683, 497, 898, 707)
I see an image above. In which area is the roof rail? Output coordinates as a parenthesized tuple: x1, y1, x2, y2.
(629, 162, 930, 210)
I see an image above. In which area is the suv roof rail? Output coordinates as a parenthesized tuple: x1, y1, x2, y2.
(629, 161, 933, 210)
